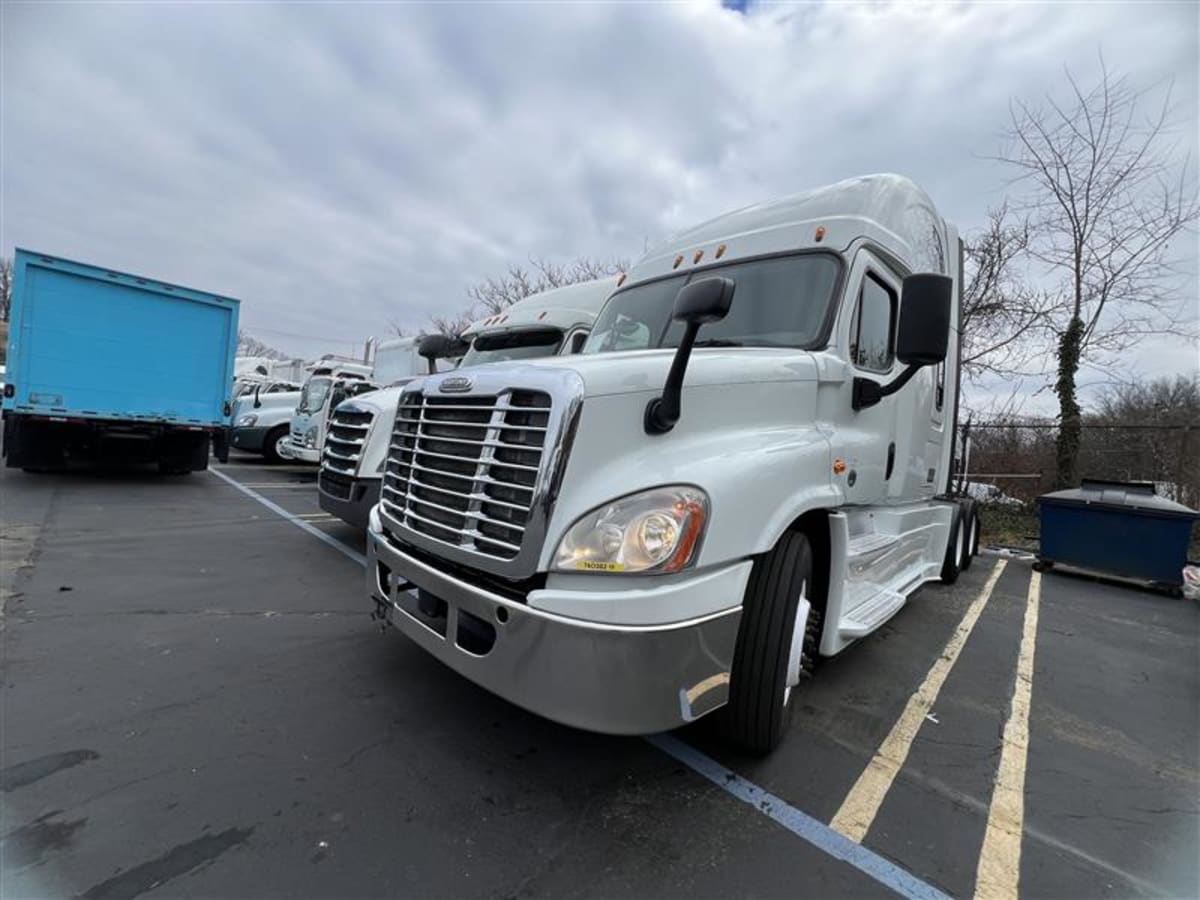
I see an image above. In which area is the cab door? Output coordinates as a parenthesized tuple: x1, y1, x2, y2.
(836, 249, 903, 507)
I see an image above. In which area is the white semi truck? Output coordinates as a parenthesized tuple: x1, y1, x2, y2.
(366, 175, 978, 754)
(319, 278, 617, 529)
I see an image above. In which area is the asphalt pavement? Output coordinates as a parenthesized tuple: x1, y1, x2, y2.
(1, 453, 1197, 899)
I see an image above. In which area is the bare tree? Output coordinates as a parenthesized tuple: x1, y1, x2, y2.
(0, 256, 13, 321)
(996, 58, 1199, 487)
(467, 255, 628, 316)
(236, 330, 287, 360)
(428, 311, 475, 338)
(960, 205, 1049, 381)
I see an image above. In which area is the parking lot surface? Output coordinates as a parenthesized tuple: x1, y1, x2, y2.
(2, 454, 1197, 899)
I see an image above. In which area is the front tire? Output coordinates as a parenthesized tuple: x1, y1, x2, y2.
(721, 530, 821, 755)
(261, 425, 290, 465)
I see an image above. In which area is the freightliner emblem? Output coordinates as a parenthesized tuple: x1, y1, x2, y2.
(439, 376, 474, 393)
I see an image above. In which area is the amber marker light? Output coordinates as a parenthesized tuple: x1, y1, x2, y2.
(714, 244, 726, 259)
(815, 226, 826, 242)
(833, 459, 847, 475)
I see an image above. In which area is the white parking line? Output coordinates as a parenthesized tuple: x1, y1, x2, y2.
(211, 464, 954, 898)
(974, 569, 1041, 900)
(209, 468, 365, 566)
(830, 560, 1008, 843)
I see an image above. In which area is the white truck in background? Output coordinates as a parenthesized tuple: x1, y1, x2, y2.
(366, 175, 979, 754)
(319, 277, 617, 529)
(287, 357, 376, 463)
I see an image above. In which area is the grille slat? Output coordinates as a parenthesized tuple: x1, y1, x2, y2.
(380, 388, 551, 561)
(321, 406, 376, 475)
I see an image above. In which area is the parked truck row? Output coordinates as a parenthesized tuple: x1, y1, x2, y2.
(4, 174, 981, 755)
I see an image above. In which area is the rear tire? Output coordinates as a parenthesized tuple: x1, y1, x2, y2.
(959, 499, 978, 571)
(720, 530, 820, 756)
(940, 505, 964, 585)
(262, 426, 290, 465)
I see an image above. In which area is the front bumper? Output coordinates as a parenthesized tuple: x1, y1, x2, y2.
(319, 470, 379, 530)
(368, 525, 744, 735)
(288, 441, 321, 464)
(230, 425, 271, 453)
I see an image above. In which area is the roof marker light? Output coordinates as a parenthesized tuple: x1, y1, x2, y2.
(693, 249, 704, 264)
(673, 255, 683, 269)
(814, 226, 826, 242)
(538, 311, 547, 320)
(617, 273, 627, 287)
(715, 244, 726, 259)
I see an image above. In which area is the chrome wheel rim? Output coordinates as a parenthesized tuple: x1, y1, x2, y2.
(784, 578, 811, 707)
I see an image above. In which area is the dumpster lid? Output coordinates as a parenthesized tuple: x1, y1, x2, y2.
(1039, 479, 1198, 517)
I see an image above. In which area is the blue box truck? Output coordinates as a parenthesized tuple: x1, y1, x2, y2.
(2, 249, 240, 474)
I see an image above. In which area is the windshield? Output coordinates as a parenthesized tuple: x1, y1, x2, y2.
(298, 376, 331, 413)
(584, 253, 841, 354)
(460, 328, 564, 368)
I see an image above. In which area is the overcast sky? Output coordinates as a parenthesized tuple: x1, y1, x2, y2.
(3, 1, 1197, 411)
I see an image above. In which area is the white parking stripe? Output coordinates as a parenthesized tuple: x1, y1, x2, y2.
(830, 560, 1008, 843)
(974, 569, 1041, 900)
(209, 468, 366, 566)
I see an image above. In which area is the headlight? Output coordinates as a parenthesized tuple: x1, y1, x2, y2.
(552, 486, 708, 574)
(235, 413, 258, 427)
(304, 425, 318, 448)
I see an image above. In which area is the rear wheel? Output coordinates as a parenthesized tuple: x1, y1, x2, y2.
(940, 505, 964, 584)
(262, 425, 290, 465)
(720, 530, 821, 756)
(959, 499, 979, 571)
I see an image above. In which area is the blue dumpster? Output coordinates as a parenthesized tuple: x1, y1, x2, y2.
(1037, 479, 1198, 588)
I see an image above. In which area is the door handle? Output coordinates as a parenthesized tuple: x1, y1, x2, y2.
(885, 442, 896, 480)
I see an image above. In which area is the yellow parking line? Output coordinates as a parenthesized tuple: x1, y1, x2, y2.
(830, 560, 1008, 843)
(974, 569, 1041, 900)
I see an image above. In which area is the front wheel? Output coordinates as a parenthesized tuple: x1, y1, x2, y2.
(261, 426, 290, 465)
(720, 530, 821, 756)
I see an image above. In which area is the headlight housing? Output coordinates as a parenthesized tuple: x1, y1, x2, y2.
(552, 486, 708, 574)
(304, 425, 319, 448)
(235, 413, 258, 427)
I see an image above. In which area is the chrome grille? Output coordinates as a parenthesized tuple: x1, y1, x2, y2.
(322, 407, 374, 474)
(380, 389, 552, 561)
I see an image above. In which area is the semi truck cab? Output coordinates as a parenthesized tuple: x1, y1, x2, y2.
(366, 175, 977, 755)
(319, 278, 617, 529)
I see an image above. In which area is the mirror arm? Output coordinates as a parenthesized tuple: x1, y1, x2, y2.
(644, 321, 702, 435)
(253, 385, 262, 409)
(852, 363, 922, 411)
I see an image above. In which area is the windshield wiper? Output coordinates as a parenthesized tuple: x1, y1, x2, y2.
(692, 339, 744, 348)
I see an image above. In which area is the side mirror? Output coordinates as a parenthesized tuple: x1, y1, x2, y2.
(644, 277, 735, 435)
(896, 273, 952, 366)
(418, 334, 469, 374)
(253, 384, 262, 409)
(852, 272, 953, 411)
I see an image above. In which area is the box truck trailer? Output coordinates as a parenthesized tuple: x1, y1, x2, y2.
(366, 175, 980, 754)
(2, 249, 240, 474)
(318, 277, 617, 529)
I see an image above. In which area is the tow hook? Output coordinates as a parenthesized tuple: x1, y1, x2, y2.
(371, 597, 389, 632)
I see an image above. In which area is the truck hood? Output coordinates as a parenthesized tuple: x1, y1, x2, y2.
(233, 390, 299, 420)
(336, 385, 405, 417)
(421, 348, 830, 400)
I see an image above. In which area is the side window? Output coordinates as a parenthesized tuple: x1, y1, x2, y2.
(934, 361, 946, 410)
(568, 331, 588, 354)
(849, 273, 896, 373)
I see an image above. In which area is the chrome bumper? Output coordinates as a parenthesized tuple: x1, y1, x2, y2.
(368, 526, 743, 735)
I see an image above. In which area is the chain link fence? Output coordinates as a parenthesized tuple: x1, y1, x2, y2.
(954, 421, 1200, 558)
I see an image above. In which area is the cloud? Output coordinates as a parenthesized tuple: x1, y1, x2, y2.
(3, 1, 1196, 407)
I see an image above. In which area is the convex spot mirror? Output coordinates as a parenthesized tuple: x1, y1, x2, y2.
(896, 273, 952, 367)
